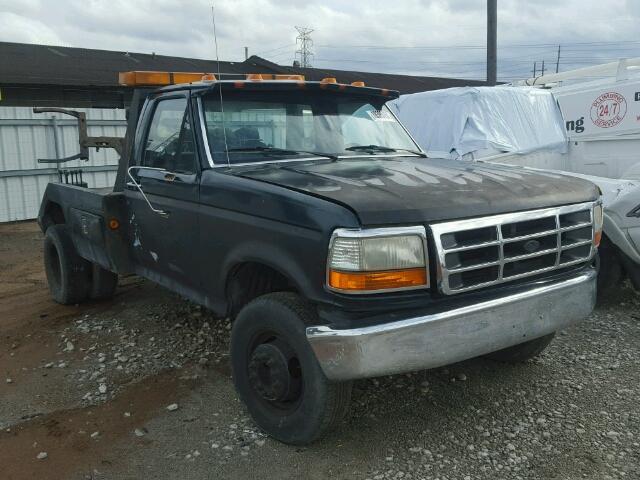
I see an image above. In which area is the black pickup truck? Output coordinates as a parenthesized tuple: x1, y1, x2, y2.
(38, 71, 602, 445)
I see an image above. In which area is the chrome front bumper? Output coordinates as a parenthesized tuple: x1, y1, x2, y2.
(306, 269, 597, 381)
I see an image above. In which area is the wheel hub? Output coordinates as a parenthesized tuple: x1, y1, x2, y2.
(248, 342, 299, 402)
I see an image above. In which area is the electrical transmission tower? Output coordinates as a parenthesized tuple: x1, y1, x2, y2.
(295, 26, 314, 68)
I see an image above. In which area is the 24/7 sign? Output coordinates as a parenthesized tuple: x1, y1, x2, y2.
(590, 92, 627, 128)
(557, 82, 640, 137)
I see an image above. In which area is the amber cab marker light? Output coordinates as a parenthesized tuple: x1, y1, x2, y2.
(321, 77, 338, 84)
(351, 81, 365, 87)
(108, 218, 120, 230)
(329, 268, 427, 291)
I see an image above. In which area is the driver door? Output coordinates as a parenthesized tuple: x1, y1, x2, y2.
(125, 94, 201, 296)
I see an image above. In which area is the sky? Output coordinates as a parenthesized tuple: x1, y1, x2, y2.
(0, 0, 639, 82)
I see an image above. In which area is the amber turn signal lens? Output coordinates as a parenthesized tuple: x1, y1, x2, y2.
(593, 204, 604, 247)
(594, 230, 602, 247)
(329, 268, 427, 291)
(108, 218, 120, 230)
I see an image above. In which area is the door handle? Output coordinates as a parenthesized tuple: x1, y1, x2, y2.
(126, 166, 169, 217)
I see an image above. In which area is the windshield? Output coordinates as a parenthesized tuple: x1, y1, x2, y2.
(201, 90, 420, 165)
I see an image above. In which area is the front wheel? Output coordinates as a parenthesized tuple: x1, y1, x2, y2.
(484, 333, 555, 363)
(230, 292, 352, 445)
(596, 237, 624, 301)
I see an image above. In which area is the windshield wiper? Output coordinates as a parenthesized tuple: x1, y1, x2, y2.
(344, 145, 426, 157)
(226, 146, 338, 160)
(345, 144, 396, 153)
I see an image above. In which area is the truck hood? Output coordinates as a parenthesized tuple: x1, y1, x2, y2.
(233, 157, 599, 225)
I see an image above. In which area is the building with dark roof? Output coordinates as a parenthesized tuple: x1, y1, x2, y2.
(0, 41, 486, 108)
(0, 41, 487, 222)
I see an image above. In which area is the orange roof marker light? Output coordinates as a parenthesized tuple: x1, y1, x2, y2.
(246, 73, 265, 81)
(351, 81, 365, 87)
(320, 77, 338, 84)
(118, 71, 216, 86)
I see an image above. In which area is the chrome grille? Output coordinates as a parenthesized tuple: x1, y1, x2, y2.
(431, 202, 596, 295)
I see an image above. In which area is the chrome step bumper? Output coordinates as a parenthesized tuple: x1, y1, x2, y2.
(306, 269, 597, 381)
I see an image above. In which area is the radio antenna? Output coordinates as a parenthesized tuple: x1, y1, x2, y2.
(211, 3, 230, 167)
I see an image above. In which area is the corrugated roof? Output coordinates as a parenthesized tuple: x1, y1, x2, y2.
(0, 41, 486, 93)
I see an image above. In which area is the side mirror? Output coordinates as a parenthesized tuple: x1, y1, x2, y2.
(126, 166, 169, 217)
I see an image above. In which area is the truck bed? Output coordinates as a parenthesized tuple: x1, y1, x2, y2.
(39, 182, 132, 274)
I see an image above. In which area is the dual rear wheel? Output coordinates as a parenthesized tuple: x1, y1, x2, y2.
(43, 224, 118, 305)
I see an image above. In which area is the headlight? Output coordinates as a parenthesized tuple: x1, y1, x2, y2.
(327, 226, 429, 293)
(593, 203, 603, 247)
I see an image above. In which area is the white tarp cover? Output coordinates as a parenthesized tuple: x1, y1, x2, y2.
(389, 86, 568, 159)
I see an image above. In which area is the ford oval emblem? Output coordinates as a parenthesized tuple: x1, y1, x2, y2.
(523, 239, 541, 253)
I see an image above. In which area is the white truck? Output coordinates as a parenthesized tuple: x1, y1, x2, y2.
(390, 59, 640, 297)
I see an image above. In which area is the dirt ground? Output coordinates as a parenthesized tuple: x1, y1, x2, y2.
(1, 221, 639, 480)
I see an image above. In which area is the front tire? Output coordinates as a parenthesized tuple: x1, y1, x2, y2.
(43, 225, 90, 305)
(484, 333, 555, 363)
(596, 237, 624, 301)
(230, 292, 352, 445)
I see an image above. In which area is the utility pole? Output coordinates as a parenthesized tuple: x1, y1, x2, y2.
(295, 26, 314, 68)
(244, 46, 249, 60)
(486, 0, 497, 85)
(555, 44, 561, 73)
(541, 60, 545, 76)
(533, 61, 537, 77)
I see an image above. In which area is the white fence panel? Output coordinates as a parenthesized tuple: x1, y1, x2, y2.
(0, 106, 126, 222)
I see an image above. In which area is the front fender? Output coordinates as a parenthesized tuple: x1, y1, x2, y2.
(220, 239, 320, 300)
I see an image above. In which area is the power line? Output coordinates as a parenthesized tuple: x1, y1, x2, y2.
(265, 49, 297, 60)
(254, 43, 296, 56)
(257, 35, 638, 82)
(315, 39, 640, 50)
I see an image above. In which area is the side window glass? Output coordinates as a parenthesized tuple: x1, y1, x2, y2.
(143, 97, 197, 173)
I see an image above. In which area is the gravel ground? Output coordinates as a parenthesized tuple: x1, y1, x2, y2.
(1, 221, 639, 480)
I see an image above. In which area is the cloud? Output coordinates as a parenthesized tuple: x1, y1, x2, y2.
(0, 0, 638, 81)
(0, 12, 63, 45)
